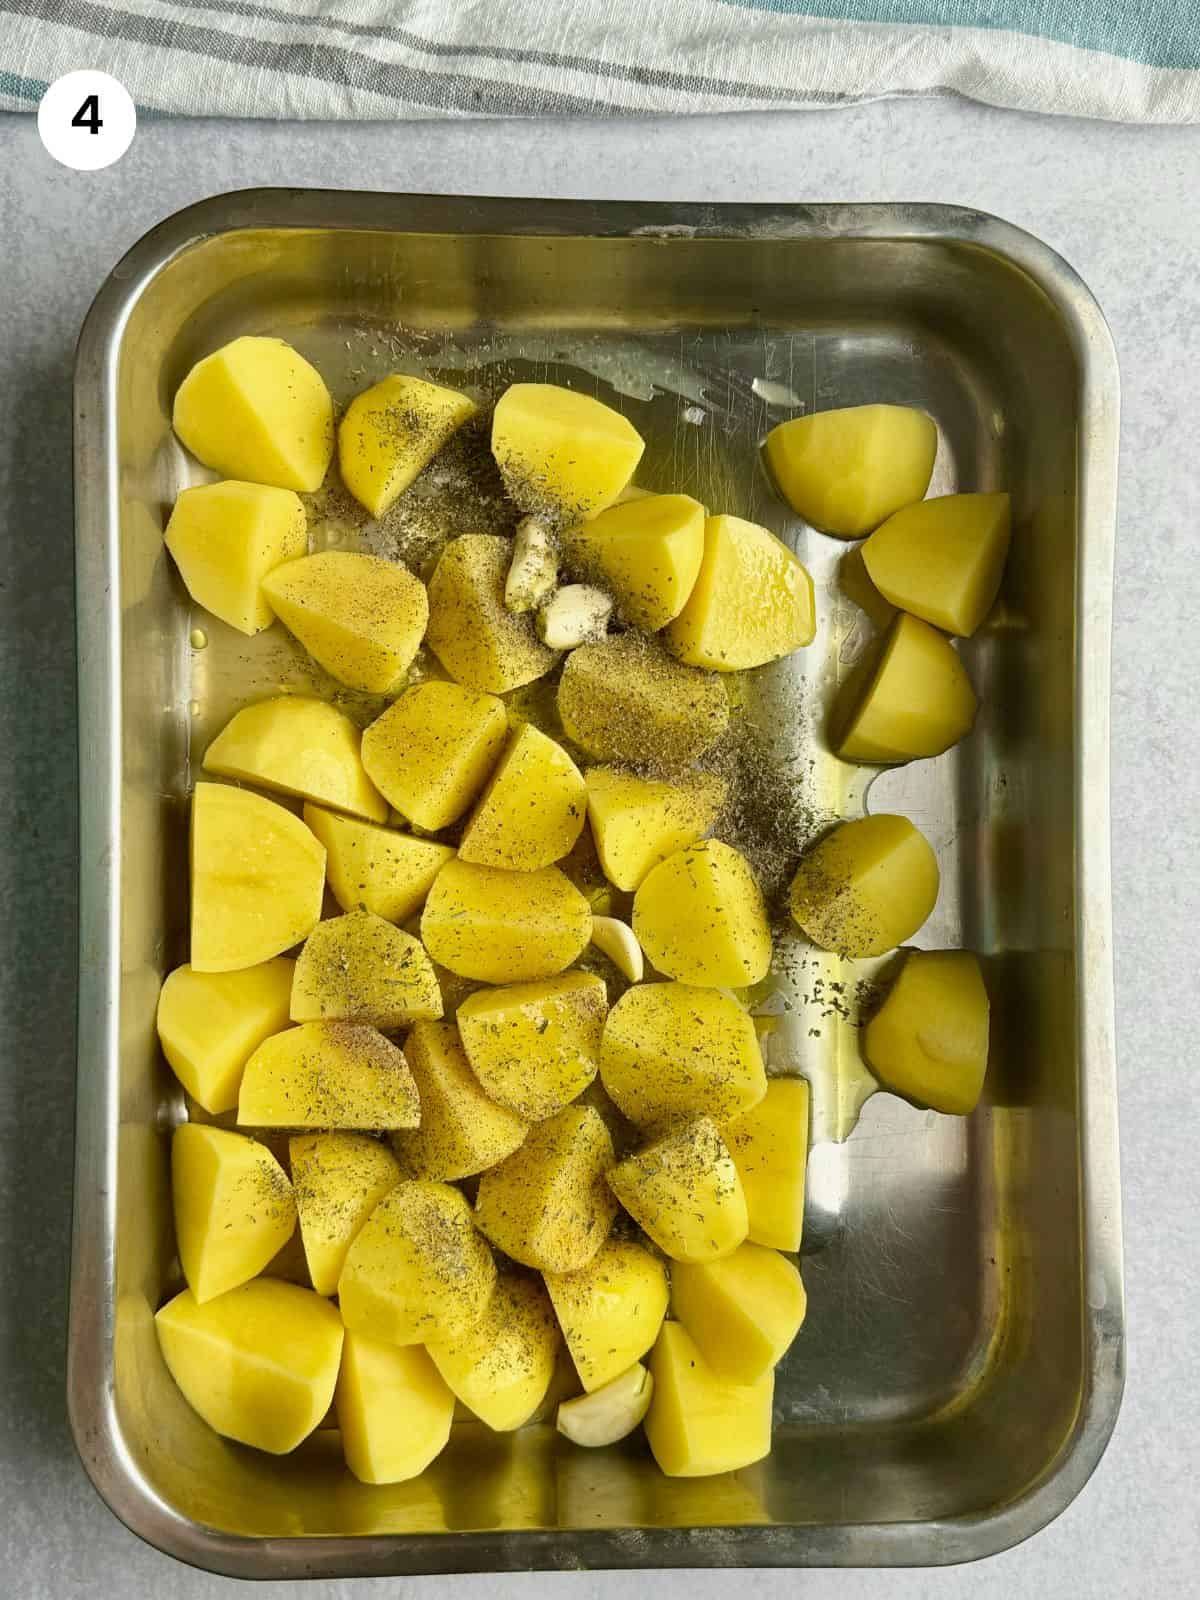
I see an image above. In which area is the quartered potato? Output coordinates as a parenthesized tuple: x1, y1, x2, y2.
(289, 1131, 401, 1295)
(427, 534, 558, 693)
(391, 1019, 528, 1180)
(562, 492, 706, 630)
(421, 859, 592, 984)
(427, 1274, 560, 1432)
(790, 813, 940, 959)
(164, 480, 307, 636)
(584, 766, 727, 892)
(608, 1116, 748, 1264)
(723, 1078, 809, 1253)
(491, 383, 645, 525)
(302, 804, 454, 923)
(665, 514, 816, 670)
(203, 696, 387, 823)
(238, 1021, 420, 1130)
(557, 635, 729, 769)
(172, 1124, 296, 1304)
(671, 1242, 806, 1386)
(290, 910, 442, 1028)
(834, 612, 978, 764)
(632, 839, 772, 987)
(361, 680, 508, 831)
(863, 949, 989, 1114)
(456, 971, 607, 1121)
(861, 491, 1011, 636)
(764, 403, 937, 539)
(544, 1238, 670, 1394)
(337, 1334, 455, 1485)
(458, 723, 587, 871)
(645, 1321, 773, 1478)
(156, 958, 294, 1114)
(338, 374, 477, 517)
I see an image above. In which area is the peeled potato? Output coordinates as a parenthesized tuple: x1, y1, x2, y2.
(427, 1274, 560, 1432)
(361, 680, 508, 831)
(290, 909, 442, 1028)
(172, 1124, 296, 1303)
(156, 958, 294, 1113)
(665, 515, 815, 670)
(764, 404, 937, 539)
(427, 535, 558, 693)
(671, 1242, 806, 1385)
(608, 1116, 748, 1263)
(645, 1320, 772, 1478)
(337, 1333, 455, 1484)
(863, 949, 989, 1114)
(391, 1019, 528, 1180)
(585, 767, 727, 892)
(492, 383, 644, 525)
(861, 492, 1012, 636)
(302, 804, 453, 923)
(544, 1239, 669, 1393)
(456, 971, 607, 1121)
(238, 1021, 420, 1129)
(164, 480, 307, 635)
(203, 697, 387, 823)
(459, 723, 587, 871)
(421, 859, 592, 983)
(562, 492, 705, 630)
(632, 839, 772, 987)
(723, 1078, 809, 1253)
(289, 1131, 401, 1295)
(834, 612, 978, 764)
(338, 374, 477, 518)
(558, 635, 729, 769)
(790, 814, 939, 959)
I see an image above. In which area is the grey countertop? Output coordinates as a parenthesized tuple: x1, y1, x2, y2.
(0, 99, 1196, 1599)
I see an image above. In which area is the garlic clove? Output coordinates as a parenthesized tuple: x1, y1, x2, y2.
(505, 516, 558, 613)
(591, 916, 644, 983)
(556, 1363, 654, 1447)
(537, 584, 612, 650)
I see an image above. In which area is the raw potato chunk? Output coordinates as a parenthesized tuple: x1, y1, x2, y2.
(764, 404, 937, 539)
(289, 1132, 401, 1295)
(203, 697, 387, 823)
(834, 612, 978, 764)
(422, 859, 592, 983)
(863, 949, 989, 1114)
(665, 515, 816, 670)
(156, 1280, 343, 1454)
(338, 374, 477, 518)
(475, 1105, 616, 1273)
(600, 983, 766, 1130)
(562, 493, 706, 630)
(172, 1124, 296, 1303)
(190, 783, 325, 973)
(671, 1243, 806, 1385)
(290, 910, 442, 1028)
(585, 767, 727, 892)
(790, 814, 939, 959)
(457, 972, 607, 1121)
(608, 1117, 748, 1263)
(492, 383, 645, 525)
(164, 481, 307, 635)
(544, 1239, 669, 1393)
(392, 1020, 528, 1180)
(723, 1078, 809, 1253)
(428, 1275, 559, 1432)
(633, 840, 772, 987)
(339, 1179, 497, 1346)
(157, 958, 294, 1114)
(645, 1321, 772, 1478)
(558, 635, 729, 769)
(239, 1022, 420, 1129)
(302, 805, 454, 922)
(337, 1333, 455, 1485)
(173, 336, 334, 493)
(361, 681, 508, 830)
(427, 535, 558, 693)
(261, 551, 428, 693)
(459, 724, 587, 871)
(862, 492, 1012, 637)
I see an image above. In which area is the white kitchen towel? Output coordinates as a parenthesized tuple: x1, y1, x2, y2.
(2, 0, 1199, 123)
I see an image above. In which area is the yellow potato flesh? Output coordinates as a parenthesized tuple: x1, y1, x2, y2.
(607, 1116, 748, 1263)
(562, 493, 705, 630)
(763, 404, 937, 539)
(338, 374, 477, 518)
(155, 1279, 344, 1454)
(863, 949, 989, 1114)
(261, 551, 429, 693)
(861, 492, 1012, 637)
(428, 1275, 559, 1432)
(584, 767, 727, 892)
(491, 383, 645, 525)
(289, 1131, 401, 1295)
(336, 1333, 455, 1484)
(338, 1179, 497, 1346)
(790, 813, 939, 959)
(666, 514, 816, 670)
(426, 534, 558, 693)
(544, 1238, 669, 1393)
(203, 697, 387, 823)
(645, 1321, 772, 1477)
(723, 1078, 809, 1252)
(600, 982, 766, 1131)
(671, 1242, 806, 1385)
(190, 783, 325, 973)
(421, 859, 592, 983)
(456, 971, 607, 1121)
(459, 723, 587, 871)
(290, 909, 442, 1028)
(835, 612, 978, 764)
(156, 957, 294, 1114)
(360, 680, 508, 831)
(164, 480, 307, 635)
(172, 1124, 296, 1303)
(475, 1105, 616, 1273)
(557, 635, 729, 769)
(302, 804, 454, 923)
(238, 1021, 420, 1129)
(632, 839, 772, 987)
(391, 1019, 528, 1181)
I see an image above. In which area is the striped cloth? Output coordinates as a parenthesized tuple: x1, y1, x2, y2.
(3, 0, 1199, 123)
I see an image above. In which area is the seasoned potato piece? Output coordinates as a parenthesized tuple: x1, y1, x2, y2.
(764, 404, 937, 539)
(645, 1321, 772, 1478)
(302, 805, 453, 923)
(863, 949, 989, 1114)
(834, 612, 978, 764)
(165, 480, 307, 636)
(790, 814, 939, 959)
(238, 1021, 420, 1130)
(172, 1124, 295, 1304)
(339, 1179, 496, 1346)
(671, 1243, 806, 1385)
(608, 1116, 747, 1263)
(475, 1105, 616, 1273)
(632, 840, 772, 987)
(391, 1020, 528, 1180)
(361, 680, 507, 831)
(600, 983, 766, 1130)
(585, 767, 727, 892)
(558, 635, 729, 769)
(665, 515, 816, 670)
(173, 335, 334, 493)
(289, 1132, 401, 1295)
(456, 972, 606, 1121)
(157, 958, 294, 1114)
(421, 859, 592, 984)
(459, 723, 587, 871)
(544, 1238, 669, 1393)
(562, 493, 705, 630)
(290, 910, 442, 1028)
(156, 1279, 343, 1454)
(492, 383, 644, 525)
(723, 1078, 809, 1253)
(428, 1274, 560, 1432)
(337, 1334, 455, 1485)
(338, 374, 477, 518)
(861, 492, 1011, 637)
(427, 535, 558, 693)
(203, 697, 387, 823)
(190, 783, 325, 973)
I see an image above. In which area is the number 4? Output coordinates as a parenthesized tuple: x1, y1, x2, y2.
(71, 94, 103, 134)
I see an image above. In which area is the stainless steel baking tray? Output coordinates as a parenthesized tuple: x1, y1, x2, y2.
(70, 191, 1123, 1577)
